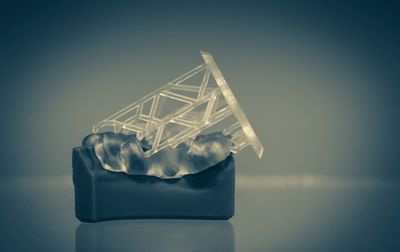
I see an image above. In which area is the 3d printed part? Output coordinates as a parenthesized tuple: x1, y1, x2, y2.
(93, 51, 264, 159)
(72, 51, 262, 222)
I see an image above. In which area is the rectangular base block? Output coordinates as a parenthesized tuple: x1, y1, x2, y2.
(72, 147, 235, 222)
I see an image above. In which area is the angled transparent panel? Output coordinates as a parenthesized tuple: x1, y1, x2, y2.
(93, 51, 264, 158)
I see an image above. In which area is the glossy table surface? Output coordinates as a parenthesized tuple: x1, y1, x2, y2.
(1, 175, 399, 252)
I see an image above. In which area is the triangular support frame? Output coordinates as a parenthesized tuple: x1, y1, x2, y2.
(93, 51, 264, 158)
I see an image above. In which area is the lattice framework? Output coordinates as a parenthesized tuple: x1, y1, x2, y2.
(93, 51, 264, 158)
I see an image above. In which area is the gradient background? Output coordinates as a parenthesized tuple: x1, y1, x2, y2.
(0, 1, 399, 251)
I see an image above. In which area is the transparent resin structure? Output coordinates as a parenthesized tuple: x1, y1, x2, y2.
(93, 51, 264, 158)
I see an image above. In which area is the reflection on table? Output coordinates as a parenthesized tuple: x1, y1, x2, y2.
(75, 219, 234, 252)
